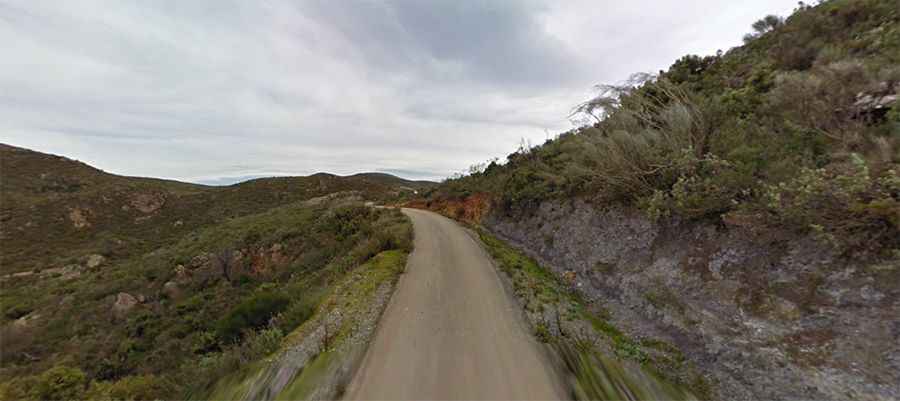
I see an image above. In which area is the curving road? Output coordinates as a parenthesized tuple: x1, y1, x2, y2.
(345, 208, 566, 400)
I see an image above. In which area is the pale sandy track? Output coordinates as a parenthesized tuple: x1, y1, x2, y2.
(345, 208, 566, 400)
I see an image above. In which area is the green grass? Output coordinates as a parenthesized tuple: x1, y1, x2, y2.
(478, 230, 562, 306)
(202, 359, 268, 401)
(275, 350, 339, 401)
(476, 228, 707, 400)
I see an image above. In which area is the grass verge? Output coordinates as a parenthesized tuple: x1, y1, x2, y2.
(477, 228, 710, 400)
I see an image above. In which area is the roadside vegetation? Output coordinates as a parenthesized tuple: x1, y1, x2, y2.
(411, 2, 900, 399)
(429, 0, 900, 256)
(478, 230, 706, 400)
(204, 248, 410, 401)
(0, 145, 419, 400)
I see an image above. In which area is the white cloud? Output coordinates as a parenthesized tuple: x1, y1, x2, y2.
(0, 0, 797, 183)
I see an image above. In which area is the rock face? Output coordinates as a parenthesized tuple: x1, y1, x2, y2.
(484, 199, 900, 401)
(111, 292, 139, 319)
(162, 281, 182, 301)
(68, 207, 91, 228)
(855, 82, 899, 112)
(130, 192, 166, 213)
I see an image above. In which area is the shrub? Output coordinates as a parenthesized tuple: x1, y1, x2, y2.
(325, 205, 374, 240)
(767, 61, 878, 146)
(275, 297, 317, 334)
(32, 365, 88, 401)
(183, 327, 284, 394)
(0, 376, 36, 401)
(761, 154, 900, 252)
(639, 152, 753, 220)
(215, 292, 289, 343)
(237, 326, 283, 363)
(86, 374, 170, 401)
(2, 299, 33, 320)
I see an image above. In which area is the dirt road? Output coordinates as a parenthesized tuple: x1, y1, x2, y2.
(345, 208, 566, 400)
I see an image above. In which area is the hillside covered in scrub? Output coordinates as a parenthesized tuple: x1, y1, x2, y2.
(417, 1, 900, 400)
(0, 144, 431, 400)
(430, 0, 899, 255)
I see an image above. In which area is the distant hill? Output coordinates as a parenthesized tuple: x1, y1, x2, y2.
(0, 143, 434, 275)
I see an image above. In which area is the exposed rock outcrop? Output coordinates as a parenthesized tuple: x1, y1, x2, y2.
(130, 192, 166, 213)
(68, 207, 91, 228)
(162, 281, 183, 301)
(855, 81, 899, 118)
(484, 199, 900, 401)
(85, 254, 105, 269)
(111, 292, 139, 319)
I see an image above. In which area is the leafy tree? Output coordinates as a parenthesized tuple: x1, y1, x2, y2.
(744, 14, 784, 42)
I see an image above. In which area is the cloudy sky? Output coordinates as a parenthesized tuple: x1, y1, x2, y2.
(1, 0, 796, 184)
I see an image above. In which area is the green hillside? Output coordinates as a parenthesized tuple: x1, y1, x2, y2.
(0, 144, 428, 400)
(431, 0, 899, 255)
(0, 144, 432, 275)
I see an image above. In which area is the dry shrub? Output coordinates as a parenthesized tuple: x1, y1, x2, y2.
(768, 60, 879, 146)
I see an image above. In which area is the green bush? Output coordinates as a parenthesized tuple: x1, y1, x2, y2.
(2, 299, 33, 320)
(184, 327, 284, 394)
(86, 374, 170, 401)
(0, 376, 36, 401)
(32, 365, 88, 401)
(275, 297, 318, 334)
(639, 151, 756, 220)
(761, 155, 900, 252)
(215, 292, 289, 343)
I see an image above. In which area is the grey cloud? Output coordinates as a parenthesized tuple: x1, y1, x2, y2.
(300, 0, 585, 90)
(0, 0, 797, 183)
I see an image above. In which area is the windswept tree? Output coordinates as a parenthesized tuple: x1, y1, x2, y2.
(569, 73, 655, 125)
(744, 14, 784, 42)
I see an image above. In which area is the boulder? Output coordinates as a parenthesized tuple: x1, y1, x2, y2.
(189, 253, 212, 269)
(68, 207, 91, 228)
(59, 265, 82, 280)
(112, 292, 139, 319)
(130, 193, 166, 213)
(85, 254, 106, 269)
(173, 264, 191, 284)
(162, 281, 183, 300)
(13, 313, 41, 329)
(40, 264, 81, 280)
